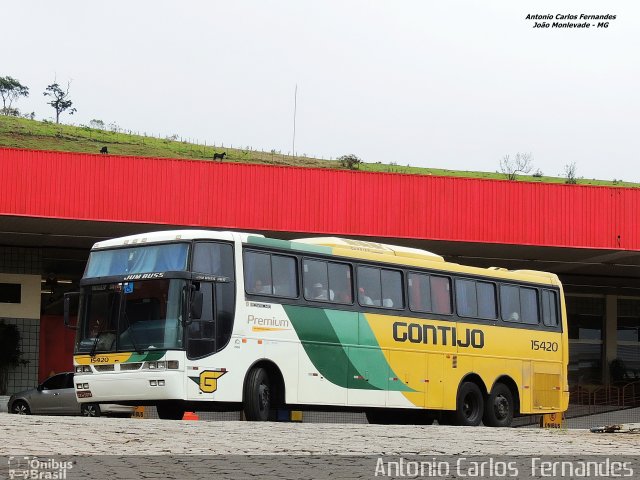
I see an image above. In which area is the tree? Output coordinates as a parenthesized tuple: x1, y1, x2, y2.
(338, 154, 362, 170)
(563, 162, 578, 184)
(89, 119, 105, 129)
(43, 80, 76, 123)
(0, 320, 27, 395)
(499, 152, 533, 180)
(0, 76, 29, 115)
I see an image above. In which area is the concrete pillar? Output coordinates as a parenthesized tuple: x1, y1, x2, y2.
(604, 295, 618, 385)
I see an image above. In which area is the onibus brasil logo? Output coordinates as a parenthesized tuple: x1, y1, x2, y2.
(8, 457, 73, 479)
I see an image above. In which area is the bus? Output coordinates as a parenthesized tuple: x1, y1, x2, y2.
(67, 230, 569, 426)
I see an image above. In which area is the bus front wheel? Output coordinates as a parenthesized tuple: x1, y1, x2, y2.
(483, 383, 514, 427)
(452, 381, 484, 426)
(156, 402, 185, 420)
(244, 367, 275, 421)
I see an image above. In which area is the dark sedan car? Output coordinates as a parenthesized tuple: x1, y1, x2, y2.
(7, 372, 134, 417)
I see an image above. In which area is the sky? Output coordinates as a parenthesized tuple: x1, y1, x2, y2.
(4, 1, 640, 181)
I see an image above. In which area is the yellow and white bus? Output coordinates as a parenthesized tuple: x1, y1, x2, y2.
(67, 230, 569, 426)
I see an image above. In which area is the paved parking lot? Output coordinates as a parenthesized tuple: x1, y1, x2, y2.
(1, 413, 638, 456)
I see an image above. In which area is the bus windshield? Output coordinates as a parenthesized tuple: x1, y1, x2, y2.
(84, 243, 189, 278)
(76, 279, 186, 353)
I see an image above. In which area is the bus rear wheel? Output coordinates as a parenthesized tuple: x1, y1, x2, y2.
(452, 381, 484, 426)
(243, 367, 275, 421)
(483, 383, 514, 427)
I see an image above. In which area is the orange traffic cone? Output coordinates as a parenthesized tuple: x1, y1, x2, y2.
(182, 411, 199, 421)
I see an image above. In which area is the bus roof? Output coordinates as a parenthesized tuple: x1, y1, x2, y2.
(92, 230, 561, 287)
(92, 230, 262, 249)
(294, 237, 445, 262)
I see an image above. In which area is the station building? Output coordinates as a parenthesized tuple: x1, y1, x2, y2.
(1, 147, 639, 403)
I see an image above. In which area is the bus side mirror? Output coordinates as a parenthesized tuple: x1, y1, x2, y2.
(190, 291, 203, 320)
(64, 292, 80, 330)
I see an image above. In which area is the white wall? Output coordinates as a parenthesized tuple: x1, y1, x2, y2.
(0, 273, 41, 320)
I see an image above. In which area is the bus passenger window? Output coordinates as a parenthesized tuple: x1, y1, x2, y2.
(357, 267, 381, 307)
(272, 255, 297, 297)
(303, 259, 329, 301)
(500, 285, 538, 324)
(244, 251, 297, 298)
(477, 282, 497, 319)
(500, 285, 520, 322)
(244, 251, 272, 295)
(456, 279, 478, 317)
(520, 287, 539, 325)
(542, 290, 558, 327)
(408, 273, 431, 312)
(328, 262, 353, 304)
(381, 269, 404, 309)
(431, 276, 452, 315)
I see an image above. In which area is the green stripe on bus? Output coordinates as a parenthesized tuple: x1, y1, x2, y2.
(283, 306, 413, 392)
(127, 351, 165, 363)
(246, 236, 332, 255)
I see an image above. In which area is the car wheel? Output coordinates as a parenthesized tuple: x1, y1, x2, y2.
(243, 367, 275, 421)
(81, 403, 101, 417)
(453, 381, 484, 426)
(11, 400, 30, 415)
(483, 383, 514, 427)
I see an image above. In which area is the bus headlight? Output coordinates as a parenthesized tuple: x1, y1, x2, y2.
(145, 361, 167, 370)
(167, 361, 179, 369)
(76, 366, 92, 373)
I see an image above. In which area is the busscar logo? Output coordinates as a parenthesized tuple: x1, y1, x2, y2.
(393, 321, 485, 348)
(123, 272, 165, 281)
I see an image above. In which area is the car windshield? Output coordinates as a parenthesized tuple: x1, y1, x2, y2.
(75, 279, 186, 353)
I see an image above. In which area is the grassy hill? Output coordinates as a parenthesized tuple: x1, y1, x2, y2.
(0, 115, 636, 187)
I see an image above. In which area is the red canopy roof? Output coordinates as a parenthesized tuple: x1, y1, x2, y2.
(1, 147, 638, 251)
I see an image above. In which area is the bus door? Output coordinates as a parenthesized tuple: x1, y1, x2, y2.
(186, 282, 215, 399)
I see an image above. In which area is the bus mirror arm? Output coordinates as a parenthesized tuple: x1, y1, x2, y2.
(63, 292, 80, 330)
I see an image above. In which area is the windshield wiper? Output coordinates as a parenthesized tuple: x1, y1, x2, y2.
(121, 306, 144, 354)
(89, 331, 104, 357)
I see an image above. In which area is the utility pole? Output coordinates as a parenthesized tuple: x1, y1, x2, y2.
(292, 84, 297, 158)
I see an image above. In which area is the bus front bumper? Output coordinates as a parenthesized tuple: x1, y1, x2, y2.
(74, 371, 185, 403)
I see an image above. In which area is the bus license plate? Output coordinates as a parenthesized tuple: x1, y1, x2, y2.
(76, 391, 93, 398)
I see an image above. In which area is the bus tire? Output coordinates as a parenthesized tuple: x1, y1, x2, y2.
(453, 381, 484, 426)
(156, 402, 185, 420)
(243, 367, 275, 421)
(366, 410, 392, 424)
(483, 383, 514, 427)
